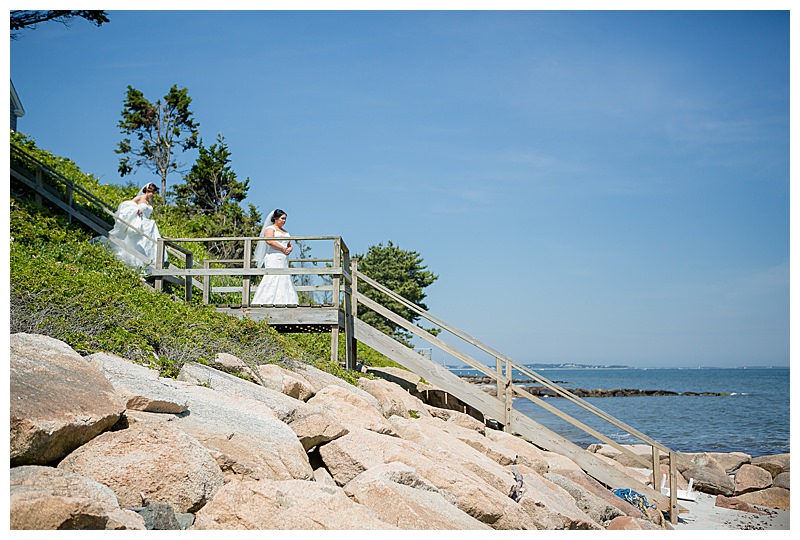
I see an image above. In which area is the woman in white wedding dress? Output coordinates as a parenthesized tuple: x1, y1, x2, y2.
(252, 208, 299, 305)
(100, 182, 166, 274)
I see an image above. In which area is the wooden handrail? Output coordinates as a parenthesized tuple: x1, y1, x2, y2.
(355, 268, 691, 471)
(165, 235, 343, 242)
(151, 267, 345, 277)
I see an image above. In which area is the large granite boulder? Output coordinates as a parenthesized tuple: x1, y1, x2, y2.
(177, 361, 307, 421)
(773, 471, 790, 490)
(256, 363, 316, 401)
(432, 418, 516, 466)
(95, 356, 313, 481)
(296, 364, 381, 407)
(86, 352, 187, 413)
(283, 408, 350, 451)
(306, 384, 398, 436)
(734, 464, 773, 495)
(317, 427, 416, 486)
(485, 429, 550, 474)
(10, 465, 145, 530)
(57, 421, 224, 513)
(10, 334, 125, 465)
(187, 430, 308, 482)
(388, 415, 515, 495)
(681, 453, 735, 495)
(542, 450, 584, 475)
(192, 479, 395, 529)
(357, 377, 431, 420)
(606, 516, 663, 530)
(213, 352, 257, 381)
(706, 451, 751, 473)
(735, 487, 790, 509)
(751, 454, 790, 478)
(517, 472, 602, 530)
(545, 472, 626, 525)
(343, 462, 491, 529)
(318, 427, 535, 529)
(715, 495, 768, 515)
(550, 469, 643, 518)
(426, 406, 487, 434)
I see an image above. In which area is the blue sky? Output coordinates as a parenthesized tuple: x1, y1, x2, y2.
(6, 6, 792, 368)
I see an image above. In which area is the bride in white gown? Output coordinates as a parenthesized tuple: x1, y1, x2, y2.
(99, 182, 166, 274)
(252, 208, 299, 305)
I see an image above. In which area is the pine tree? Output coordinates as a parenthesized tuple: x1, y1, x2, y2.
(356, 241, 439, 344)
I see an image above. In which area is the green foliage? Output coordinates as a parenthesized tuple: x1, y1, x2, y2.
(356, 241, 439, 344)
(173, 134, 250, 211)
(116, 84, 200, 195)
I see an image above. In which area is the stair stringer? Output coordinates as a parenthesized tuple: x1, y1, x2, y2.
(353, 317, 676, 513)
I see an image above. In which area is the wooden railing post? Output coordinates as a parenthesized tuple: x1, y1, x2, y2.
(651, 446, 660, 494)
(242, 239, 252, 308)
(495, 357, 503, 408)
(154, 239, 165, 292)
(668, 451, 678, 524)
(349, 258, 359, 369)
(343, 247, 355, 370)
(331, 237, 342, 365)
(184, 249, 193, 303)
(504, 358, 513, 432)
(203, 260, 211, 304)
(351, 259, 358, 320)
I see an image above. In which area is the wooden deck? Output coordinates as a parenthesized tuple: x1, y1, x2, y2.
(215, 304, 343, 333)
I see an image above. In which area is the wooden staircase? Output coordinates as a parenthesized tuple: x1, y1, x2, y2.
(11, 139, 687, 522)
(350, 281, 685, 519)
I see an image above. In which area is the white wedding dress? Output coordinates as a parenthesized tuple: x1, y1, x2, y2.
(100, 200, 166, 274)
(252, 226, 299, 305)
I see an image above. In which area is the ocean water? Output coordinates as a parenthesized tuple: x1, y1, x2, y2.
(450, 367, 790, 458)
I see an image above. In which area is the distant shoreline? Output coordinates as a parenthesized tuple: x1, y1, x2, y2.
(459, 376, 731, 398)
(447, 365, 790, 371)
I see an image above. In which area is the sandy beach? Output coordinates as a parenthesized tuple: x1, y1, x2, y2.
(670, 491, 789, 531)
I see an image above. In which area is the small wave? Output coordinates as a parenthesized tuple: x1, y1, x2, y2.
(729, 392, 750, 396)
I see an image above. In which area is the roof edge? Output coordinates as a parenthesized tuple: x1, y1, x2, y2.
(11, 79, 26, 117)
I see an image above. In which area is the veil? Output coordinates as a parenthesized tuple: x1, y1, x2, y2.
(253, 209, 276, 268)
(136, 182, 158, 197)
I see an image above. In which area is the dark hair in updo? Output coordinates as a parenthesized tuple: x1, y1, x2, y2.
(143, 183, 159, 194)
(271, 209, 286, 222)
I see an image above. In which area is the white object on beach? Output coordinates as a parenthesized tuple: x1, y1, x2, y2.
(661, 474, 698, 502)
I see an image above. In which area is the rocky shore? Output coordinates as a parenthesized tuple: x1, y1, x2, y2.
(461, 376, 730, 397)
(10, 333, 790, 530)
